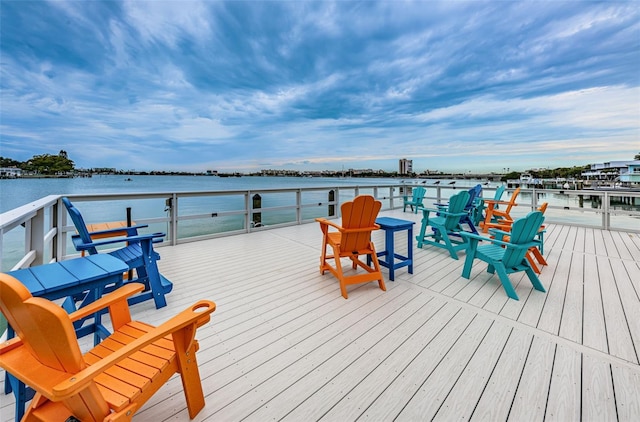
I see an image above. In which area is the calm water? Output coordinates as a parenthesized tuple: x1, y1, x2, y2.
(0, 175, 381, 211)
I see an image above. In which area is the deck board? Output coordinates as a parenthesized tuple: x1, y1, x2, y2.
(1, 208, 639, 422)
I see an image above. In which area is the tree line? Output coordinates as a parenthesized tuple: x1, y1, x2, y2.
(0, 150, 74, 175)
(2, 151, 638, 178)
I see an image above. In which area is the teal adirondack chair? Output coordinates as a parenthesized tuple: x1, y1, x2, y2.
(403, 186, 426, 213)
(459, 211, 546, 300)
(62, 197, 173, 309)
(416, 190, 470, 259)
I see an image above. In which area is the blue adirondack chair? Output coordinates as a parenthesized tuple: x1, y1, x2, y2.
(459, 211, 546, 300)
(474, 185, 505, 224)
(62, 197, 173, 309)
(416, 190, 470, 259)
(435, 184, 482, 234)
(403, 186, 426, 213)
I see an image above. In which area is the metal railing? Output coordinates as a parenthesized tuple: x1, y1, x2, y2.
(1, 184, 638, 272)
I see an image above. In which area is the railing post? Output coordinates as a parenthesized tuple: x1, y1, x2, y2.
(296, 189, 302, 223)
(252, 194, 262, 228)
(328, 190, 335, 217)
(166, 194, 178, 246)
(603, 191, 610, 230)
(29, 206, 45, 266)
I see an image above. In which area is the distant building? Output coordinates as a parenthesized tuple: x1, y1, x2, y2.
(399, 158, 413, 175)
(582, 160, 640, 183)
(0, 167, 22, 178)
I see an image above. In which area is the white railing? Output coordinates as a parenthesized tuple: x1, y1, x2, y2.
(1, 185, 638, 272)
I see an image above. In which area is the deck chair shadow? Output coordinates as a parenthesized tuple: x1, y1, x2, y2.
(62, 197, 172, 309)
(0, 274, 215, 422)
(416, 190, 470, 260)
(489, 202, 549, 274)
(459, 211, 547, 300)
(403, 186, 426, 214)
(480, 187, 521, 233)
(316, 195, 386, 299)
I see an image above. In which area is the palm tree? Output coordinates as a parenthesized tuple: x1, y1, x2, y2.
(635, 152, 640, 161)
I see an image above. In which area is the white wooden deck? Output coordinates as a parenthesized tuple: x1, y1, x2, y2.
(2, 209, 639, 421)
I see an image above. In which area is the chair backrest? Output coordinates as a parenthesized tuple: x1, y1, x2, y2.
(443, 190, 470, 230)
(493, 185, 506, 201)
(502, 211, 545, 268)
(465, 184, 482, 210)
(503, 187, 521, 213)
(413, 186, 426, 202)
(340, 195, 381, 253)
(0, 273, 110, 418)
(62, 197, 98, 255)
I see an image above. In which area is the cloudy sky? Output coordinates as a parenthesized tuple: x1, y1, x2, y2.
(1, 1, 638, 173)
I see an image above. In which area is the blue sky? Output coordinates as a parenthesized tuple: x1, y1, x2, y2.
(1, 1, 638, 173)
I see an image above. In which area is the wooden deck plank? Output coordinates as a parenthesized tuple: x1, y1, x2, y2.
(242, 294, 441, 421)
(582, 354, 617, 421)
(612, 259, 640, 363)
(582, 245, 609, 354)
(507, 336, 556, 421)
(558, 252, 584, 344)
(391, 317, 496, 420)
(283, 299, 461, 421)
(537, 249, 572, 335)
(470, 329, 533, 421)
(429, 322, 513, 420)
(597, 255, 638, 363)
(611, 363, 640, 421)
(544, 343, 581, 421)
(323, 307, 477, 421)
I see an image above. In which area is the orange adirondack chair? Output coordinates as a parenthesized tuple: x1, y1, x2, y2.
(0, 274, 215, 422)
(490, 202, 549, 273)
(480, 187, 521, 233)
(316, 195, 386, 299)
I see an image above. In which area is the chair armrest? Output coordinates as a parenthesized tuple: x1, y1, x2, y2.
(436, 210, 468, 218)
(488, 228, 512, 238)
(71, 232, 165, 251)
(316, 218, 378, 233)
(341, 225, 379, 234)
(316, 218, 342, 230)
(458, 232, 491, 242)
(483, 199, 513, 206)
(460, 231, 538, 250)
(51, 299, 216, 400)
(87, 224, 148, 238)
(67, 283, 145, 323)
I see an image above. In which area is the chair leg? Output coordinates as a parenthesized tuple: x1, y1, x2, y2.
(494, 264, 519, 300)
(461, 253, 475, 279)
(367, 244, 386, 292)
(174, 334, 206, 419)
(417, 218, 429, 248)
(531, 247, 548, 266)
(526, 253, 541, 274)
(525, 266, 546, 293)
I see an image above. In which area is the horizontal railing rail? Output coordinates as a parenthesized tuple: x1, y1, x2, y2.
(1, 184, 638, 272)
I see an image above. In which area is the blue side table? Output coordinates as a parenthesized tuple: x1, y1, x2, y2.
(374, 217, 415, 281)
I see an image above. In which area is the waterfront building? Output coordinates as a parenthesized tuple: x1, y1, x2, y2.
(582, 160, 640, 183)
(0, 167, 21, 178)
(399, 158, 412, 175)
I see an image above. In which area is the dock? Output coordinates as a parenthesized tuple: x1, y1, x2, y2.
(1, 208, 639, 421)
